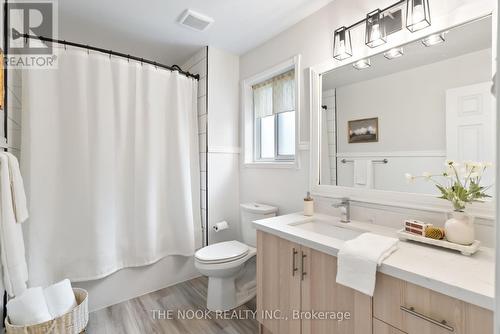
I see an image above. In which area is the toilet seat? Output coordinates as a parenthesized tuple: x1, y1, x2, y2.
(195, 241, 250, 264)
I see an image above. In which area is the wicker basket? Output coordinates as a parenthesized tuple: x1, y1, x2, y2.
(5, 288, 89, 334)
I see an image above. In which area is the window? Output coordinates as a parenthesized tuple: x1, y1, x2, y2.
(253, 70, 296, 161)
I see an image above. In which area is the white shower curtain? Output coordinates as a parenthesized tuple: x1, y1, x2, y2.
(21, 48, 201, 286)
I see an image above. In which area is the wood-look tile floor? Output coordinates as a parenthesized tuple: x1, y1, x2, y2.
(87, 277, 258, 334)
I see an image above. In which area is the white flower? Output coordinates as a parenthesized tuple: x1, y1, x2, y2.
(445, 159, 456, 166)
(464, 161, 475, 171)
(422, 172, 431, 179)
(484, 162, 494, 168)
(472, 162, 483, 169)
(405, 173, 415, 184)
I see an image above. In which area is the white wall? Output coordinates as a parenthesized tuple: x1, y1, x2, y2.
(239, 0, 495, 237)
(336, 49, 492, 154)
(207, 47, 241, 244)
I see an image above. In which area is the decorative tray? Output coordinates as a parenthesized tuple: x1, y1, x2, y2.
(396, 229, 480, 256)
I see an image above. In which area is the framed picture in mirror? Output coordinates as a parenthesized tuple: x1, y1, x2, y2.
(348, 117, 378, 143)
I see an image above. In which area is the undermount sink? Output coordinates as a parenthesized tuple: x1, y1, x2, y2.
(289, 219, 364, 241)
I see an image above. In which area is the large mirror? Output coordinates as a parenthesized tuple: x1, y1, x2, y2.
(319, 17, 494, 196)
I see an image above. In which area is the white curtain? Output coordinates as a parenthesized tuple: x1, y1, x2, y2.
(21, 48, 201, 286)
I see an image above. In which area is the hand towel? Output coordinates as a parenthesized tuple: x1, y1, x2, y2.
(7, 287, 52, 326)
(353, 160, 373, 188)
(0, 154, 28, 297)
(5, 152, 29, 223)
(336, 233, 398, 296)
(44, 279, 78, 318)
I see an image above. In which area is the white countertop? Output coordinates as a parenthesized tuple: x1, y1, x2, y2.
(252, 212, 495, 311)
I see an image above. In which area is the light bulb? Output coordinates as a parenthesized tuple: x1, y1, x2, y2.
(371, 24, 381, 41)
(338, 40, 346, 54)
(422, 33, 445, 47)
(353, 59, 371, 70)
(412, 4, 425, 23)
(384, 47, 404, 59)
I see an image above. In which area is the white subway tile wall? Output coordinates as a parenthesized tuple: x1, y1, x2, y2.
(322, 89, 336, 185)
(6, 69, 22, 160)
(183, 47, 208, 246)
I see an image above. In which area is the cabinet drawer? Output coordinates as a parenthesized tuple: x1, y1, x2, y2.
(373, 318, 406, 334)
(373, 273, 492, 334)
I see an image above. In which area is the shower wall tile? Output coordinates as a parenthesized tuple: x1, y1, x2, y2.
(198, 77, 206, 97)
(200, 171, 207, 190)
(6, 68, 23, 153)
(182, 48, 207, 70)
(199, 152, 207, 172)
(199, 134, 207, 152)
(190, 59, 207, 78)
(198, 96, 206, 116)
(7, 122, 21, 150)
(182, 46, 208, 247)
(200, 190, 207, 209)
(201, 208, 207, 226)
(198, 114, 207, 134)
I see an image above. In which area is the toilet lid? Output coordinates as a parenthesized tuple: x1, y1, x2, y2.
(195, 241, 249, 263)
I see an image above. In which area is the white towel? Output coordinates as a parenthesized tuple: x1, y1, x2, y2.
(0, 154, 28, 297)
(353, 160, 373, 188)
(336, 233, 398, 296)
(44, 279, 77, 318)
(5, 152, 29, 223)
(7, 287, 52, 326)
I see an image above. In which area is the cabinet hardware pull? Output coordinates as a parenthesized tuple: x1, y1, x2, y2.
(400, 306, 454, 332)
(292, 248, 298, 276)
(301, 252, 307, 281)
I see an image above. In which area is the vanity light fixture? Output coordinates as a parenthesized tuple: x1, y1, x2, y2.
(333, 27, 353, 60)
(365, 9, 387, 48)
(406, 0, 431, 32)
(353, 58, 371, 70)
(384, 47, 404, 59)
(422, 33, 445, 47)
(332, 0, 433, 60)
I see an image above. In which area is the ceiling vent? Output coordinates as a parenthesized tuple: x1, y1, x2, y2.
(179, 9, 214, 32)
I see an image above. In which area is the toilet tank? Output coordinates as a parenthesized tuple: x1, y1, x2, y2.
(240, 203, 278, 247)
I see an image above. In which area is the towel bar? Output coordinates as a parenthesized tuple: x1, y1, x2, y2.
(340, 158, 388, 164)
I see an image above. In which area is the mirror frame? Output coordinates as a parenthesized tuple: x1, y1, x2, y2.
(309, 13, 496, 220)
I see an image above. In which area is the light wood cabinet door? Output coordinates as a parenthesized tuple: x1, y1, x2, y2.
(373, 318, 406, 334)
(256, 231, 301, 334)
(300, 247, 372, 334)
(373, 273, 493, 334)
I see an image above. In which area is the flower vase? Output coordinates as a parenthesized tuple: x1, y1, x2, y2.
(444, 211, 475, 245)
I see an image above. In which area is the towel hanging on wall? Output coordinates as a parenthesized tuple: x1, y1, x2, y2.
(0, 153, 28, 297)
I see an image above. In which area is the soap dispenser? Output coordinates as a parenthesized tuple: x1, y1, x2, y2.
(304, 192, 314, 216)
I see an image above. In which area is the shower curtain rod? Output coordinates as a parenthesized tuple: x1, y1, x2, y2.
(16, 32, 200, 80)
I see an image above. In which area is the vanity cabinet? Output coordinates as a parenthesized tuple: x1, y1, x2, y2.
(256, 230, 301, 334)
(256, 231, 372, 334)
(257, 230, 493, 334)
(373, 318, 405, 334)
(373, 273, 493, 334)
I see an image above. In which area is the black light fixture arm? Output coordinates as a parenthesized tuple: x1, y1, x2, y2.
(344, 0, 406, 31)
(15, 32, 200, 80)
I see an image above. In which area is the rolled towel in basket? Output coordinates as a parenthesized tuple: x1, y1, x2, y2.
(44, 279, 78, 318)
(7, 287, 52, 326)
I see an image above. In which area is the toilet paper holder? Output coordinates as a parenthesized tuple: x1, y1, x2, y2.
(213, 221, 229, 232)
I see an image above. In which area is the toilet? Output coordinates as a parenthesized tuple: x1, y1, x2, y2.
(195, 203, 278, 311)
